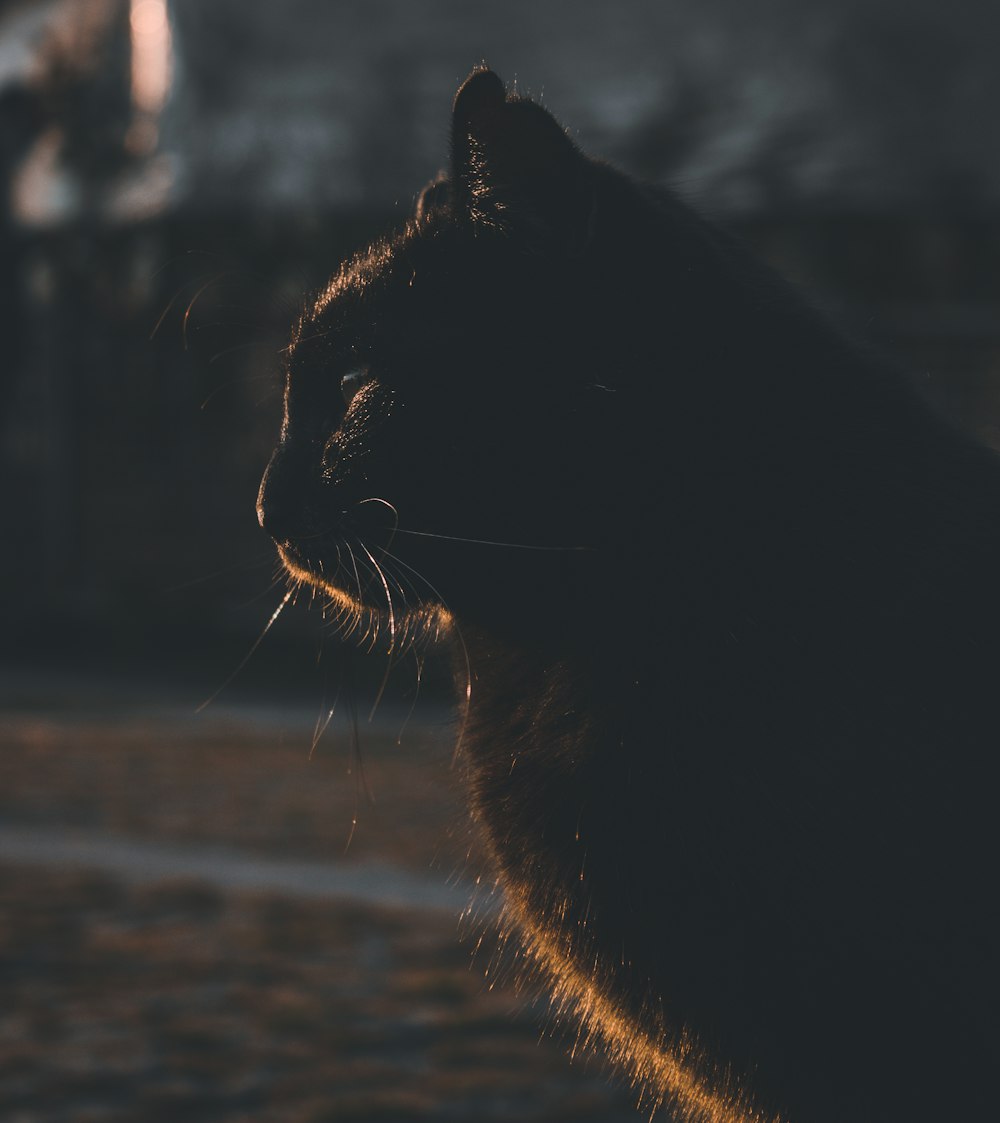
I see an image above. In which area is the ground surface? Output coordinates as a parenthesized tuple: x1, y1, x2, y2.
(0, 676, 638, 1122)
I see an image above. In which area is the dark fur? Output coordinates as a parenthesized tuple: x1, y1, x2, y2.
(259, 69, 1000, 1122)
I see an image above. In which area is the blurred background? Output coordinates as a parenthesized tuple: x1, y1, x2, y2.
(1, 1, 998, 1120)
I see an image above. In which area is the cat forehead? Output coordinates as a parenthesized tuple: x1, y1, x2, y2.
(285, 241, 404, 365)
(311, 234, 405, 319)
(288, 230, 467, 366)
(315, 215, 462, 310)
(295, 217, 509, 353)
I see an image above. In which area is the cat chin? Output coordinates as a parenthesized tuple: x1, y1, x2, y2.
(277, 544, 360, 611)
(276, 544, 378, 630)
(277, 543, 454, 654)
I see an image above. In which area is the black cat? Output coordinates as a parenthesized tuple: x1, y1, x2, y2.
(258, 69, 1000, 1123)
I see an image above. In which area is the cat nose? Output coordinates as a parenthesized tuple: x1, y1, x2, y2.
(257, 453, 296, 541)
(256, 472, 280, 537)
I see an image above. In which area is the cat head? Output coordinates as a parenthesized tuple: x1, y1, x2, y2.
(256, 68, 765, 645)
(255, 69, 640, 640)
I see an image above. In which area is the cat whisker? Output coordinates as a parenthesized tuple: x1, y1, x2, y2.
(196, 581, 297, 713)
(237, 569, 297, 608)
(182, 272, 235, 351)
(162, 549, 275, 593)
(356, 538, 397, 651)
(396, 650, 425, 746)
(392, 527, 593, 552)
(354, 538, 399, 719)
(375, 542, 474, 759)
(375, 555, 419, 627)
(348, 691, 378, 853)
(348, 550, 382, 653)
(309, 689, 339, 761)
(208, 341, 285, 369)
(342, 686, 362, 853)
(343, 540, 365, 611)
(288, 325, 337, 351)
(149, 268, 228, 341)
(356, 496, 401, 549)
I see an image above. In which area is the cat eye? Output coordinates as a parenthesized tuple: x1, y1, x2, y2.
(340, 368, 371, 408)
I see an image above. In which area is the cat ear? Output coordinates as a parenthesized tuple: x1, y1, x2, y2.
(415, 173, 450, 222)
(450, 67, 596, 254)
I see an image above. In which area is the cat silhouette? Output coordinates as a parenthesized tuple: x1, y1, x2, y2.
(259, 68, 1000, 1123)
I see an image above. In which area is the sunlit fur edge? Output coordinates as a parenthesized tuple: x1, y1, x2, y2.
(276, 543, 454, 655)
(486, 879, 782, 1123)
(280, 539, 775, 1121)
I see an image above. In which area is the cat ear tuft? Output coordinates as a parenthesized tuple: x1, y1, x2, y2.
(450, 67, 595, 255)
